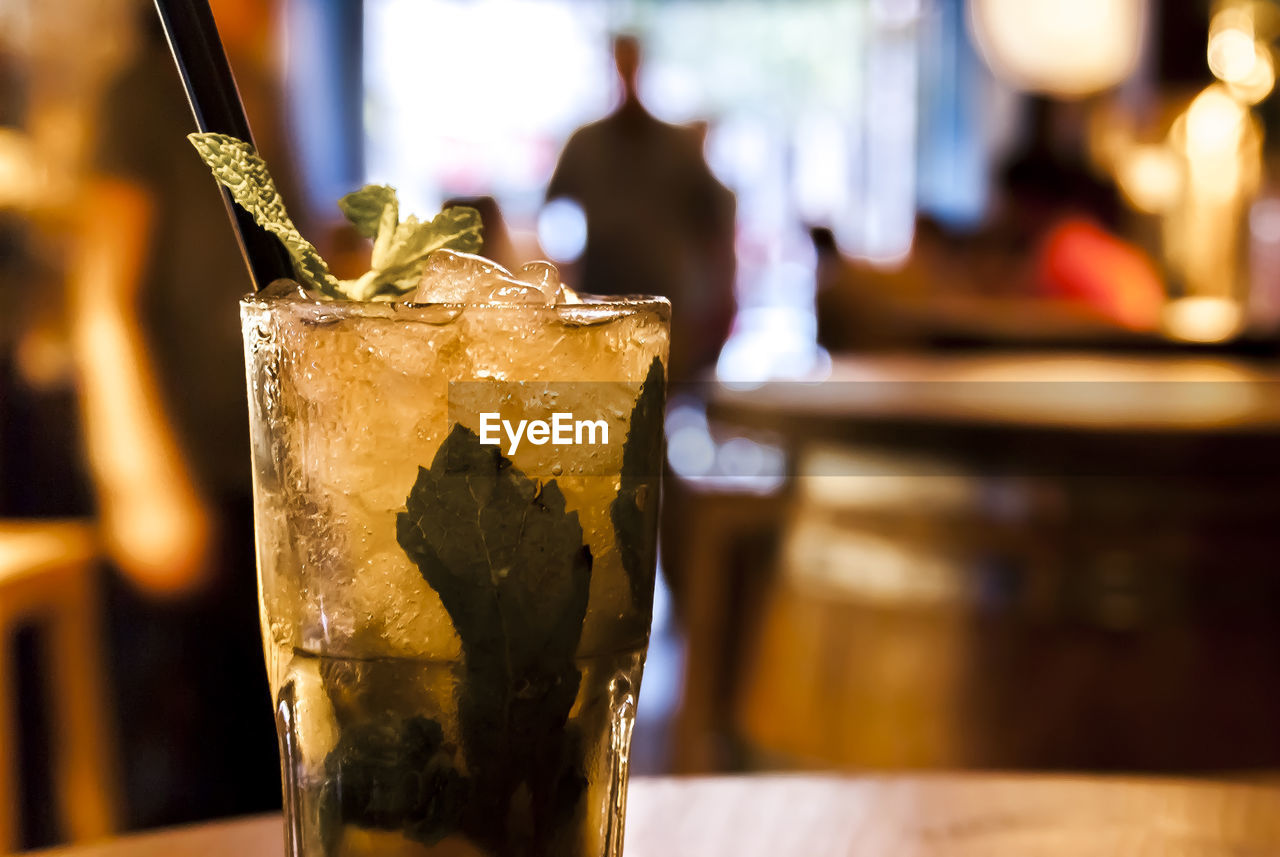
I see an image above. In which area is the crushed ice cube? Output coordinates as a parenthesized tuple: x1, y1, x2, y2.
(259, 278, 314, 300)
(556, 283, 584, 304)
(486, 276, 548, 304)
(412, 249, 506, 303)
(413, 250, 564, 305)
(519, 261, 561, 302)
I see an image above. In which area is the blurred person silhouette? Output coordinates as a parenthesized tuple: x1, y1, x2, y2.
(547, 34, 735, 383)
(67, 0, 305, 828)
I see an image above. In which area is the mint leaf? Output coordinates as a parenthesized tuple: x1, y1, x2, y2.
(338, 184, 398, 239)
(318, 714, 467, 853)
(396, 424, 591, 679)
(396, 424, 592, 855)
(611, 357, 666, 615)
(376, 208, 484, 270)
(187, 132, 343, 298)
(342, 206, 485, 300)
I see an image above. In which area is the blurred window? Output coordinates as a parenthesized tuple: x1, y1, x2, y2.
(358, 0, 996, 378)
(363, 0, 611, 222)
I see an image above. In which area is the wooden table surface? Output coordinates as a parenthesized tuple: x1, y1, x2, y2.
(21, 774, 1280, 856)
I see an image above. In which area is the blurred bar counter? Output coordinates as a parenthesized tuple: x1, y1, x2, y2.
(676, 351, 1280, 774)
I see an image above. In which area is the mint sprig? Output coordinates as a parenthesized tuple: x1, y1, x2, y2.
(337, 187, 483, 300)
(188, 133, 343, 298)
(188, 134, 482, 301)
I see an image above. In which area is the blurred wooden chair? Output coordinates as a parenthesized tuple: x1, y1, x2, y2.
(0, 520, 117, 850)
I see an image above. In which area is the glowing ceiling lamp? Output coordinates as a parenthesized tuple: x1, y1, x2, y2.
(968, 0, 1145, 97)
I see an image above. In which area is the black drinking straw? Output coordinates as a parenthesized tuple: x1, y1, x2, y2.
(153, 0, 295, 291)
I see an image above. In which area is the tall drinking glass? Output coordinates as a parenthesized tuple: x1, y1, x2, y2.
(241, 289, 669, 857)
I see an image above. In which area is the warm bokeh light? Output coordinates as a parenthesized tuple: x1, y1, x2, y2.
(967, 0, 1144, 97)
(0, 128, 48, 210)
(1208, 26, 1259, 83)
(1115, 143, 1183, 214)
(1227, 44, 1276, 103)
(1207, 3, 1277, 103)
(1100, 5, 1274, 316)
(1169, 83, 1260, 214)
(1162, 295, 1244, 343)
(1159, 84, 1260, 309)
(1183, 85, 1249, 160)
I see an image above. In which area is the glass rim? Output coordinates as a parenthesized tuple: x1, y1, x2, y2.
(241, 283, 671, 319)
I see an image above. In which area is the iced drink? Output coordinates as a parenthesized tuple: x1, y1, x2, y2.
(241, 258, 669, 857)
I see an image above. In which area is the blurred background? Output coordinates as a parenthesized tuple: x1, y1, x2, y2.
(5, 0, 1280, 850)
